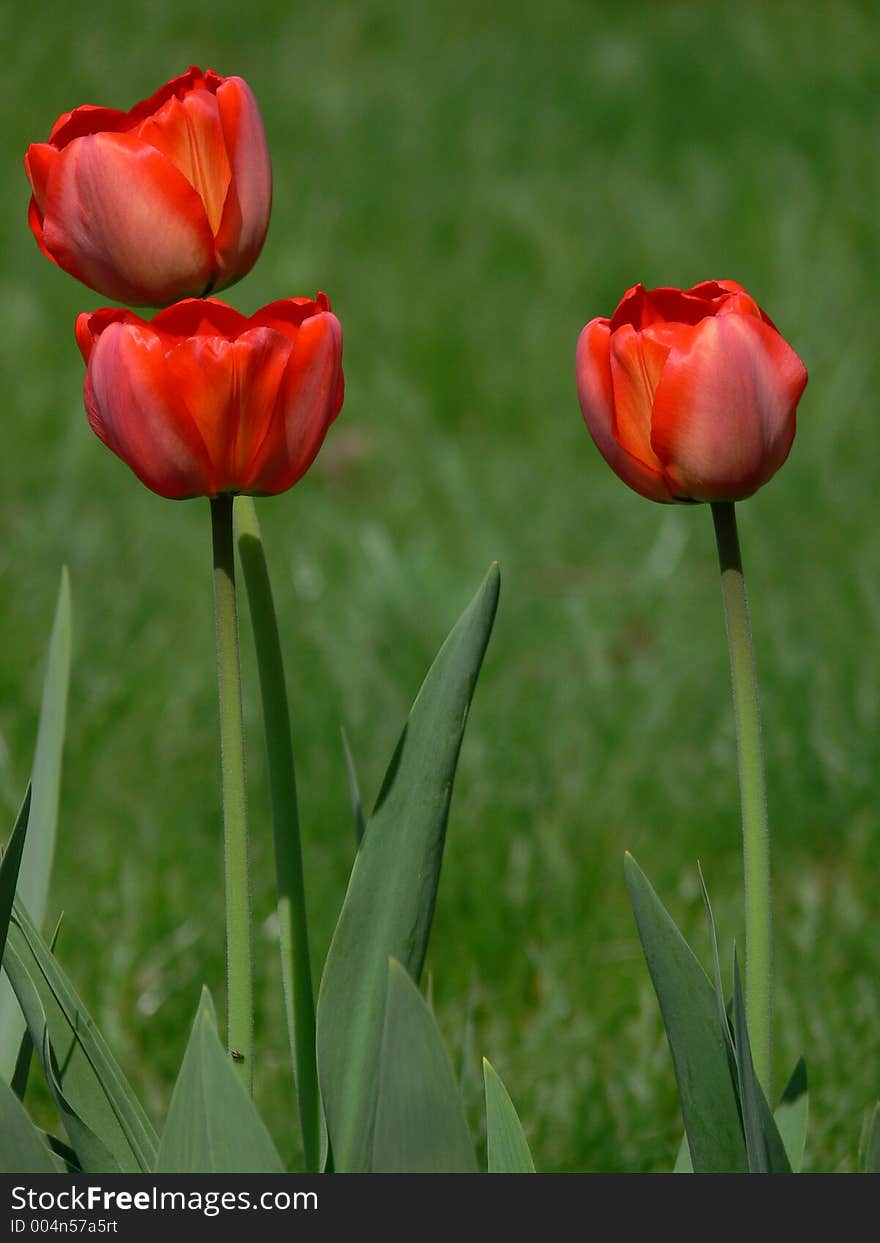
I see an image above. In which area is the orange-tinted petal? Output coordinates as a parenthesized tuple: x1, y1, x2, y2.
(608, 323, 675, 467)
(136, 87, 231, 235)
(213, 76, 272, 284)
(247, 312, 343, 494)
(85, 322, 213, 498)
(41, 132, 214, 305)
(576, 318, 672, 502)
(650, 313, 808, 501)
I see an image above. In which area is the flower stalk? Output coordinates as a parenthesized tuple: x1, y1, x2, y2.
(711, 500, 772, 1098)
(211, 492, 253, 1091)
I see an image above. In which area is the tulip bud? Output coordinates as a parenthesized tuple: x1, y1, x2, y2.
(576, 280, 808, 503)
(26, 67, 272, 307)
(76, 295, 343, 499)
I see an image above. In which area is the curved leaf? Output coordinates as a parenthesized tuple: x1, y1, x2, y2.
(4, 899, 157, 1172)
(625, 853, 747, 1173)
(317, 565, 500, 1172)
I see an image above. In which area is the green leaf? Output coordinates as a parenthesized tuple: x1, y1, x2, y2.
(156, 988, 284, 1173)
(10, 913, 61, 1103)
(483, 1058, 535, 1173)
(0, 789, 31, 965)
(317, 565, 500, 1172)
(624, 853, 747, 1173)
(372, 959, 477, 1173)
(0, 1067, 63, 1172)
(730, 948, 790, 1173)
(3, 899, 158, 1172)
(697, 864, 736, 1067)
(775, 1057, 808, 1173)
(0, 572, 71, 1079)
(41, 1026, 122, 1173)
(672, 1132, 692, 1172)
(863, 1103, 880, 1173)
(341, 726, 366, 847)
(236, 496, 319, 1172)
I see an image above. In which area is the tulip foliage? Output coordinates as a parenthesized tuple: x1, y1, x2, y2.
(4, 65, 880, 1179)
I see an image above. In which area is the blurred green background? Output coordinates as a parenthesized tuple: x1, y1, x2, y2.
(1, 0, 878, 1171)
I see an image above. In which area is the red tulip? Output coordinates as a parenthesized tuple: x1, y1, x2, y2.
(576, 280, 808, 503)
(25, 67, 272, 307)
(76, 294, 343, 499)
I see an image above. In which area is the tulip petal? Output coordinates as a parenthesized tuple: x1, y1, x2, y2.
(165, 328, 293, 492)
(213, 77, 272, 284)
(24, 143, 56, 214)
(85, 323, 213, 498)
(650, 314, 807, 501)
(576, 318, 672, 502)
(248, 312, 343, 494)
(136, 87, 231, 236)
(608, 324, 674, 468)
(41, 132, 215, 305)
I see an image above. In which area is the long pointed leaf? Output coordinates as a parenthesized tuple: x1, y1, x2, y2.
(236, 497, 319, 1171)
(775, 1058, 808, 1173)
(4, 899, 158, 1172)
(731, 948, 790, 1173)
(317, 564, 500, 1172)
(372, 959, 477, 1172)
(625, 853, 747, 1173)
(483, 1058, 535, 1172)
(0, 572, 71, 1078)
(156, 988, 284, 1173)
(0, 790, 31, 964)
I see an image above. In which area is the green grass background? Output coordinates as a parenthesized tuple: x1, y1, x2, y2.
(1, 0, 878, 1171)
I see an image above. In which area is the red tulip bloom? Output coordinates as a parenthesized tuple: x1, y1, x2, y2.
(76, 295, 343, 499)
(576, 280, 808, 503)
(25, 67, 272, 307)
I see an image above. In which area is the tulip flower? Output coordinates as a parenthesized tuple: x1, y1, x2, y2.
(25, 67, 272, 306)
(577, 279, 809, 1101)
(576, 280, 807, 503)
(75, 294, 343, 499)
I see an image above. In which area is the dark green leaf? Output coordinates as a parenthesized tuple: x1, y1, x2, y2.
(483, 1058, 535, 1173)
(625, 853, 747, 1173)
(775, 1057, 808, 1173)
(317, 565, 500, 1172)
(0, 789, 31, 966)
(731, 948, 790, 1173)
(3, 899, 157, 1172)
(372, 960, 477, 1173)
(156, 988, 284, 1173)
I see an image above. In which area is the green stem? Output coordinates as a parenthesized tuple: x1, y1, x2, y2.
(211, 493, 253, 1092)
(235, 496, 320, 1170)
(711, 501, 772, 1099)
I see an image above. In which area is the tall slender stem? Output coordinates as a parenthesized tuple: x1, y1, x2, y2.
(211, 493, 253, 1092)
(235, 496, 320, 1171)
(711, 500, 772, 1098)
